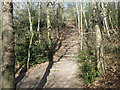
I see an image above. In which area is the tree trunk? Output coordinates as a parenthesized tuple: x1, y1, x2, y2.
(27, 2, 32, 32)
(93, 1, 106, 76)
(1, 1, 15, 88)
(47, 3, 52, 48)
(75, 0, 81, 39)
(27, 2, 34, 70)
(101, 1, 110, 37)
(37, 2, 41, 43)
(95, 25, 106, 76)
(80, 2, 83, 51)
(27, 31, 34, 70)
(57, 4, 60, 38)
(83, 9, 88, 29)
(60, 2, 64, 21)
(72, 3, 77, 28)
(115, 0, 118, 29)
(109, 14, 113, 29)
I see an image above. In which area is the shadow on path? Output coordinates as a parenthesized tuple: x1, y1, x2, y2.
(36, 39, 62, 88)
(36, 41, 77, 89)
(15, 66, 27, 86)
(36, 60, 53, 88)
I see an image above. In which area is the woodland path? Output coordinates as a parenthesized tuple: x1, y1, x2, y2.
(16, 28, 84, 88)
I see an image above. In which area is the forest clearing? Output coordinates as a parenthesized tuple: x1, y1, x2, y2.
(0, 0, 120, 89)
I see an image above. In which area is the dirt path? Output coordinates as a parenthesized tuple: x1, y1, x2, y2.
(16, 28, 84, 88)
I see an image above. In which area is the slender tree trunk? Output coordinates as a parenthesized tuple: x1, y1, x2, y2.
(37, 2, 41, 43)
(27, 2, 32, 32)
(47, 3, 52, 48)
(109, 14, 113, 29)
(1, 1, 15, 88)
(83, 9, 88, 29)
(72, 3, 77, 28)
(88, 13, 92, 30)
(27, 31, 34, 70)
(60, 2, 64, 21)
(57, 3, 64, 39)
(80, 2, 83, 51)
(57, 4, 60, 38)
(76, 0, 81, 39)
(101, 1, 110, 37)
(115, 0, 118, 29)
(60, 3, 65, 25)
(27, 2, 34, 70)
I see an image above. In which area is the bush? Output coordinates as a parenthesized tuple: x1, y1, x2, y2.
(30, 40, 49, 66)
(15, 36, 50, 69)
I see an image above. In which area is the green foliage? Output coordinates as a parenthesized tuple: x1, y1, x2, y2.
(15, 31, 60, 70)
(30, 40, 49, 66)
(14, 3, 65, 74)
(77, 50, 98, 85)
(15, 36, 49, 67)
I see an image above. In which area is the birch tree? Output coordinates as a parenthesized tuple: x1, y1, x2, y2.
(47, 3, 52, 48)
(76, 0, 81, 39)
(1, 1, 15, 88)
(37, 1, 41, 43)
(27, 2, 34, 70)
(83, 9, 88, 29)
(76, 0, 83, 51)
(80, 2, 83, 51)
(109, 12, 114, 29)
(101, 1, 110, 37)
(115, 0, 118, 29)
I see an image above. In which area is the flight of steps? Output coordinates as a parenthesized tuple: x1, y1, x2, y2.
(44, 29, 84, 88)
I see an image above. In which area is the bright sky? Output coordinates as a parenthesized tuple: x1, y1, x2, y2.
(0, 0, 118, 12)
(0, 0, 118, 2)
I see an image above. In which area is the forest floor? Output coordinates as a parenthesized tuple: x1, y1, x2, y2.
(16, 28, 85, 88)
(92, 33, 120, 88)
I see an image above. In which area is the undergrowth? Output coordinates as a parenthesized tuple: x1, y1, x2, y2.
(77, 49, 99, 85)
(15, 37, 60, 73)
